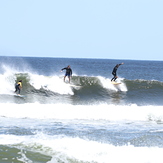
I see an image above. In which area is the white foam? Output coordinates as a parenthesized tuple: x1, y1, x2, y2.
(0, 66, 16, 94)
(29, 73, 74, 95)
(98, 76, 127, 92)
(0, 134, 163, 163)
(0, 64, 33, 95)
(0, 103, 163, 123)
(0, 64, 75, 95)
(46, 137, 163, 163)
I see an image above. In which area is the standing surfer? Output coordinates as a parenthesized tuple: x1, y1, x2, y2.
(61, 65, 72, 83)
(15, 80, 22, 95)
(111, 63, 124, 82)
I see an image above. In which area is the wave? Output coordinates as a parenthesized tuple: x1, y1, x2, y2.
(1, 133, 163, 163)
(0, 70, 163, 105)
(6, 73, 163, 94)
(124, 79, 163, 90)
(0, 71, 127, 95)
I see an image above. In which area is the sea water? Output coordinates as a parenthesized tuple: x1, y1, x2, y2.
(0, 56, 163, 163)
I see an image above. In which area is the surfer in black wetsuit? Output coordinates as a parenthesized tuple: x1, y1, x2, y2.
(111, 63, 124, 82)
(61, 65, 72, 83)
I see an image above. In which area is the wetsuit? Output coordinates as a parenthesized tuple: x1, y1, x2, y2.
(111, 64, 122, 81)
(61, 67, 72, 76)
(15, 81, 22, 94)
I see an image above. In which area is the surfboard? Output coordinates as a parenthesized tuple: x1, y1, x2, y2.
(69, 84, 81, 88)
(111, 81, 121, 85)
(0, 93, 26, 98)
(14, 94, 26, 98)
(64, 82, 81, 88)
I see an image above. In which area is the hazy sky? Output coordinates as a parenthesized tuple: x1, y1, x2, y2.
(0, 0, 163, 60)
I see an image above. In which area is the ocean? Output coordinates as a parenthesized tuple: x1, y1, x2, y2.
(0, 56, 163, 163)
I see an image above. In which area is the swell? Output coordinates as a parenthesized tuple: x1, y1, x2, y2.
(124, 79, 163, 91)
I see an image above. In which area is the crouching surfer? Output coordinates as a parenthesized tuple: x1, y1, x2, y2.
(15, 80, 22, 95)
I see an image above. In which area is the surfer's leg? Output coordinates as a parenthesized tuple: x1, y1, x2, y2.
(63, 75, 66, 82)
(111, 72, 116, 81)
(64, 73, 68, 82)
(67, 74, 71, 83)
(111, 75, 116, 81)
(114, 76, 118, 81)
(15, 85, 18, 92)
(18, 87, 20, 94)
(111, 77, 114, 81)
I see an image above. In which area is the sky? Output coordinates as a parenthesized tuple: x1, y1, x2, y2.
(0, 0, 163, 60)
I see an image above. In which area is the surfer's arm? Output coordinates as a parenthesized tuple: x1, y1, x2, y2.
(61, 67, 66, 72)
(18, 84, 22, 89)
(117, 63, 124, 67)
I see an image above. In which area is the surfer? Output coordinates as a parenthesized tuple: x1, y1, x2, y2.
(61, 65, 72, 83)
(15, 80, 22, 95)
(111, 63, 124, 82)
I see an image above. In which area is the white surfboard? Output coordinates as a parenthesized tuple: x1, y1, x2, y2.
(64, 81, 81, 88)
(111, 81, 121, 85)
(69, 84, 81, 88)
(14, 94, 26, 98)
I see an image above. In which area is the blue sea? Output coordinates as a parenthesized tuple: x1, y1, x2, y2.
(0, 56, 163, 163)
